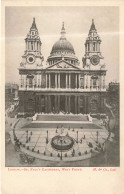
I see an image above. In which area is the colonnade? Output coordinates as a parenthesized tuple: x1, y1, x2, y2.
(45, 73, 80, 89)
(36, 95, 85, 114)
(19, 73, 106, 90)
(85, 42, 100, 53)
(26, 40, 41, 52)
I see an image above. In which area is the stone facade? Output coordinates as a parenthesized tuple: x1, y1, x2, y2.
(18, 18, 107, 116)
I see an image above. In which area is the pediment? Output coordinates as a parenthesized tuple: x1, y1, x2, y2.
(46, 60, 81, 70)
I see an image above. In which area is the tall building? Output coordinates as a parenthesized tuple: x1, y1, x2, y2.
(18, 18, 107, 116)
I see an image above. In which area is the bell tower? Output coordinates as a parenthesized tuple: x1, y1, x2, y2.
(20, 18, 44, 68)
(82, 19, 105, 70)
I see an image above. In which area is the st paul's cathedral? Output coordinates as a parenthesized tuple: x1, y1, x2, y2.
(18, 18, 107, 116)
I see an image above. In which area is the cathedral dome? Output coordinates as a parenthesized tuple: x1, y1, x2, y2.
(51, 38, 75, 54)
(50, 22, 75, 55)
(47, 22, 79, 66)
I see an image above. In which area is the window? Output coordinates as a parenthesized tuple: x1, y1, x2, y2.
(29, 78, 33, 88)
(93, 79, 97, 88)
(80, 78, 84, 89)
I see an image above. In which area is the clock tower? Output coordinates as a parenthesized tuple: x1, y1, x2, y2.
(20, 18, 44, 68)
(82, 19, 106, 70)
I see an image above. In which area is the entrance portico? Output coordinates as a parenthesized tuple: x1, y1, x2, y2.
(45, 71, 80, 89)
(35, 94, 81, 114)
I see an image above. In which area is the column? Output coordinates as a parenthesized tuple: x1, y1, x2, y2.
(55, 96, 57, 113)
(39, 74, 41, 88)
(101, 75, 103, 89)
(26, 77, 27, 89)
(36, 74, 38, 87)
(75, 96, 77, 114)
(84, 96, 87, 114)
(58, 73, 60, 88)
(24, 75, 26, 88)
(19, 74, 21, 88)
(48, 96, 51, 113)
(58, 95, 60, 113)
(66, 74, 67, 89)
(28, 42, 29, 50)
(29, 42, 31, 50)
(84, 75, 86, 89)
(65, 96, 67, 113)
(75, 74, 77, 89)
(39, 43, 40, 51)
(90, 77, 92, 90)
(40, 74, 42, 88)
(78, 74, 80, 89)
(49, 74, 51, 88)
(77, 74, 78, 88)
(33, 77, 34, 89)
(26, 41, 28, 50)
(68, 96, 70, 113)
(98, 43, 100, 52)
(55, 73, 57, 88)
(45, 74, 47, 88)
(86, 74, 88, 88)
(77, 96, 80, 114)
(39, 96, 42, 113)
(103, 75, 105, 89)
(27, 77, 29, 89)
(88, 75, 90, 89)
(69, 73, 71, 88)
(45, 96, 48, 113)
(98, 78, 100, 90)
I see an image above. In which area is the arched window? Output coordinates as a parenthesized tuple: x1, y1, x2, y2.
(29, 78, 33, 88)
(93, 79, 97, 88)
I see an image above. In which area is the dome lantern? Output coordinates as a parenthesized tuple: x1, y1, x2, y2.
(60, 22, 66, 40)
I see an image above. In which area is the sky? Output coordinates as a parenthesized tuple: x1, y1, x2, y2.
(5, 6, 119, 84)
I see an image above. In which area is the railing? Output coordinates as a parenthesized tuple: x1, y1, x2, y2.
(19, 85, 107, 92)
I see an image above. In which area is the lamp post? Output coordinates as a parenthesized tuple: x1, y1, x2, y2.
(60, 139, 62, 160)
(77, 131, 79, 143)
(13, 128, 17, 141)
(46, 130, 48, 144)
(96, 131, 99, 143)
(26, 130, 28, 143)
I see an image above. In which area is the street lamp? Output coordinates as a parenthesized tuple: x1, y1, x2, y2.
(26, 130, 28, 143)
(96, 131, 99, 143)
(77, 131, 79, 143)
(60, 139, 62, 160)
(13, 128, 17, 141)
(46, 130, 48, 144)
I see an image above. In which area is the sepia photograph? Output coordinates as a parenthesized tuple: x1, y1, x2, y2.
(5, 6, 120, 167)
